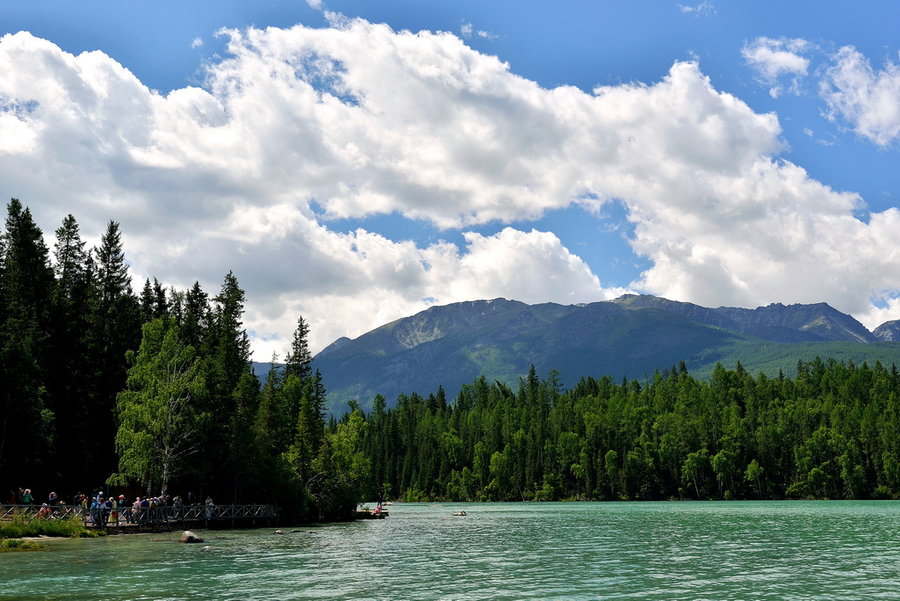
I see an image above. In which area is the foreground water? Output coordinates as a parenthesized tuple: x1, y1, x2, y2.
(3, 501, 900, 600)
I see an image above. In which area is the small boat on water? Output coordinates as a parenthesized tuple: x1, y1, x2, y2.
(451, 510, 467, 517)
(354, 509, 388, 520)
(354, 502, 389, 520)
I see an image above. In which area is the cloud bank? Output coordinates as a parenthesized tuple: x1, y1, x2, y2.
(0, 20, 897, 357)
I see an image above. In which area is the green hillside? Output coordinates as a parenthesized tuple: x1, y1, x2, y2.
(688, 340, 900, 380)
(312, 297, 900, 412)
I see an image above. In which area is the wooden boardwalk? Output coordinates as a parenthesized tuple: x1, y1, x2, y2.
(1, 503, 278, 532)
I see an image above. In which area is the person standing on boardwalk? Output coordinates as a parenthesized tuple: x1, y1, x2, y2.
(119, 496, 131, 523)
(172, 495, 184, 520)
(109, 496, 119, 525)
(140, 496, 150, 523)
(101, 495, 111, 524)
(90, 496, 102, 525)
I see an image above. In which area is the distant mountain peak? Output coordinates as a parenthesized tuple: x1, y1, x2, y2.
(318, 336, 352, 355)
(313, 295, 898, 413)
(610, 295, 873, 343)
(874, 320, 900, 342)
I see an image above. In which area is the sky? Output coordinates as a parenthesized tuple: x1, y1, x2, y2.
(1, 0, 898, 359)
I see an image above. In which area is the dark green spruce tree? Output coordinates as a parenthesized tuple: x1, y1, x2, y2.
(89, 220, 142, 484)
(180, 281, 210, 349)
(199, 271, 257, 499)
(0, 199, 56, 490)
(47, 214, 98, 489)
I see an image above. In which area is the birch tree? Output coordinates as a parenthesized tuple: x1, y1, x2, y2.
(111, 318, 208, 496)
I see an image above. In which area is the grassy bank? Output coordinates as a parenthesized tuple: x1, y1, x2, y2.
(0, 539, 45, 552)
(0, 517, 100, 551)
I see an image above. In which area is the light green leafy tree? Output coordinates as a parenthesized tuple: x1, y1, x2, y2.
(310, 408, 370, 520)
(110, 318, 208, 496)
(604, 449, 620, 499)
(682, 449, 710, 499)
(744, 458, 765, 498)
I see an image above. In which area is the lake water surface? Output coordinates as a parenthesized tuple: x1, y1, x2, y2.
(3, 501, 900, 600)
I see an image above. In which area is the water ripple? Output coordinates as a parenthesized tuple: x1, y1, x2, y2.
(3, 501, 900, 600)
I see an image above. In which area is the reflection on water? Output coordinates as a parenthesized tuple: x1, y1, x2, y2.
(2, 501, 900, 600)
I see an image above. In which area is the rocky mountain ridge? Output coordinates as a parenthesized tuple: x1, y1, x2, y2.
(311, 295, 900, 412)
(874, 320, 900, 341)
(610, 294, 876, 343)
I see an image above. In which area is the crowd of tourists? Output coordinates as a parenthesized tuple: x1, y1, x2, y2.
(7, 487, 216, 526)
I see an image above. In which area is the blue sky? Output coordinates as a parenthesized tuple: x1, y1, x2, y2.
(1, 1, 898, 357)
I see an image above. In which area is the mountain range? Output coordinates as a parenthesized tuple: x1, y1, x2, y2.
(300, 295, 900, 413)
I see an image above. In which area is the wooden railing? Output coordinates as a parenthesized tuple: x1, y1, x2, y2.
(1, 504, 86, 521)
(1, 503, 278, 529)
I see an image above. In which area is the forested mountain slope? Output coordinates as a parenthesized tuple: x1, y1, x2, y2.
(311, 296, 900, 412)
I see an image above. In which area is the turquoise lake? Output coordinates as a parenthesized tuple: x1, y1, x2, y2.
(3, 501, 900, 600)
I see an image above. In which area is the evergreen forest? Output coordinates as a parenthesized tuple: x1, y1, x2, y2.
(4, 197, 900, 517)
(0, 199, 366, 521)
(355, 360, 900, 502)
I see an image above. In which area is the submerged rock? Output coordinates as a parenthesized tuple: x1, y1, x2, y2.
(180, 530, 204, 544)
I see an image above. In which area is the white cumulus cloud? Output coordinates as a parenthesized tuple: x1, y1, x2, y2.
(820, 45, 900, 147)
(741, 37, 811, 98)
(0, 21, 897, 358)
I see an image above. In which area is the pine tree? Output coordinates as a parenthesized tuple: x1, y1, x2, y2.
(1, 200, 54, 327)
(285, 316, 312, 381)
(181, 281, 210, 348)
(254, 357, 283, 457)
(140, 278, 155, 323)
(201, 272, 255, 495)
(229, 371, 260, 502)
(54, 215, 89, 291)
(88, 220, 141, 483)
(139, 277, 169, 323)
(95, 221, 133, 314)
(210, 272, 251, 394)
(152, 278, 168, 318)
(48, 214, 98, 489)
(0, 199, 56, 489)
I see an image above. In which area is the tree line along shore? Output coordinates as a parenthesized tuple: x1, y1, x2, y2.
(353, 360, 900, 502)
(2, 198, 899, 518)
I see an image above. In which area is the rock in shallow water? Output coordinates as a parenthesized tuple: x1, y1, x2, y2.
(180, 530, 204, 544)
